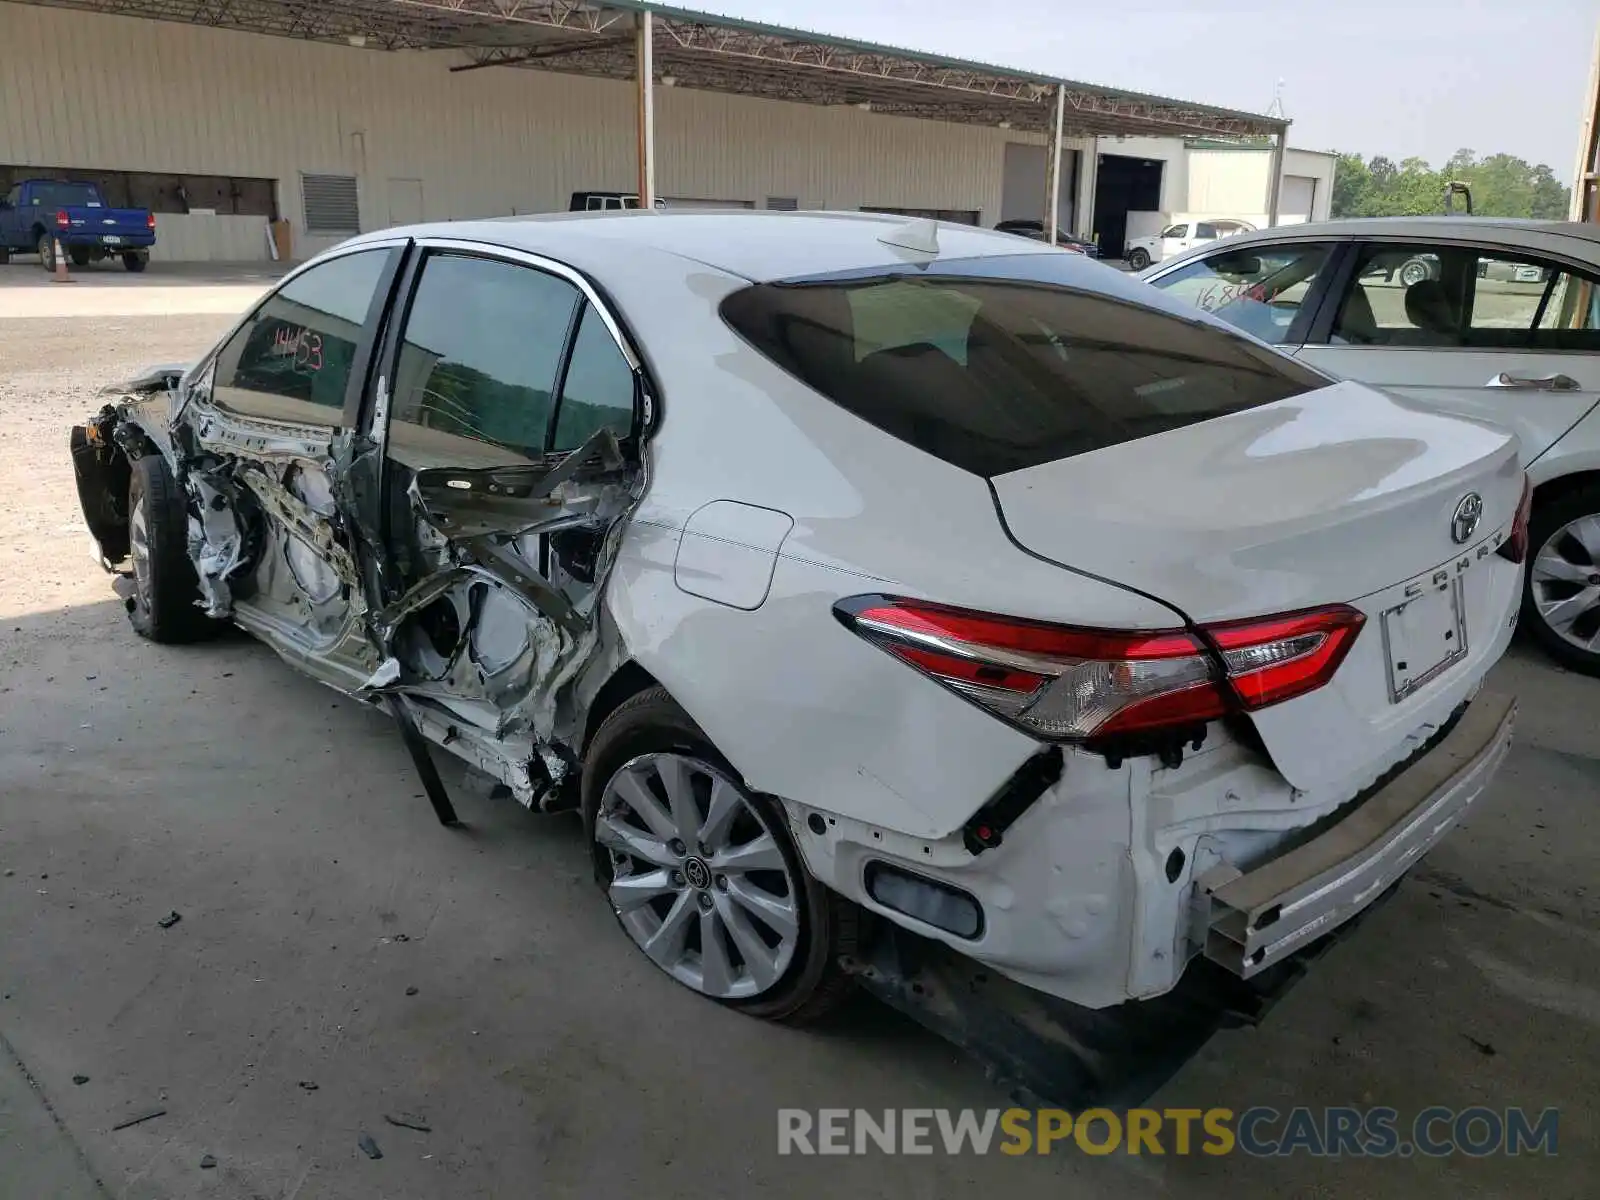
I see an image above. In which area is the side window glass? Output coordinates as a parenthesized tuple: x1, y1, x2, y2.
(1162, 224, 1188, 239)
(1469, 254, 1555, 342)
(1333, 244, 1471, 347)
(388, 254, 580, 468)
(1149, 243, 1331, 345)
(553, 305, 637, 450)
(1195, 222, 1219, 239)
(212, 247, 394, 424)
(1535, 271, 1600, 348)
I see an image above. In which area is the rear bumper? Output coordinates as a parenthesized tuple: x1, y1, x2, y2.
(1196, 689, 1517, 978)
(59, 232, 154, 250)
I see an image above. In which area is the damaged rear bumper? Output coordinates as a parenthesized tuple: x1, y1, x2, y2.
(1196, 689, 1517, 978)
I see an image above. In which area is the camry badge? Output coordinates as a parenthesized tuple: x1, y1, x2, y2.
(1451, 493, 1483, 545)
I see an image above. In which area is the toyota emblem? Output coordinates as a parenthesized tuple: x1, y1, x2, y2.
(1451, 492, 1483, 545)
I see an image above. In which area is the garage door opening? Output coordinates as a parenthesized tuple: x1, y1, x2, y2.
(1093, 154, 1163, 259)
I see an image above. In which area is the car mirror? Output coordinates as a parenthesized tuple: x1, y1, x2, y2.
(1211, 254, 1261, 278)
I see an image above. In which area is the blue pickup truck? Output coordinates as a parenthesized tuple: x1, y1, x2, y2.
(0, 179, 155, 272)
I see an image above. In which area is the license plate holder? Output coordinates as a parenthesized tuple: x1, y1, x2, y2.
(1382, 578, 1468, 702)
(102, 235, 122, 245)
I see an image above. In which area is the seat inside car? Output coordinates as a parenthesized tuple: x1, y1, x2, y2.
(1404, 279, 1462, 341)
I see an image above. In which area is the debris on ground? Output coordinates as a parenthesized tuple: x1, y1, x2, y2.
(199, 1154, 217, 1169)
(72, 1074, 89, 1085)
(157, 911, 182, 929)
(358, 1133, 383, 1160)
(111, 1107, 167, 1131)
(384, 1112, 431, 1133)
(1465, 1035, 1498, 1056)
(393, 934, 411, 943)
(405, 986, 419, 996)
(296, 1080, 319, 1092)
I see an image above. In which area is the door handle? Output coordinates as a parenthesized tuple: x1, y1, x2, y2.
(1486, 372, 1581, 392)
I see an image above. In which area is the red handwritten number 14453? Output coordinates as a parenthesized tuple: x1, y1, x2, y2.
(272, 323, 324, 372)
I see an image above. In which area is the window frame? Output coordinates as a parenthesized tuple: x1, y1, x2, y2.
(1304, 235, 1600, 352)
(199, 239, 408, 428)
(1148, 238, 1344, 348)
(373, 241, 648, 461)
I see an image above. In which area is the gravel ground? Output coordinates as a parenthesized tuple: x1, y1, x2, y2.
(1, 311, 1597, 1199)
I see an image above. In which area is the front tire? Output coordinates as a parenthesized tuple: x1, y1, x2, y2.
(126, 453, 215, 643)
(1127, 247, 1151, 271)
(1524, 484, 1600, 675)
(582, 686, 857, 1023)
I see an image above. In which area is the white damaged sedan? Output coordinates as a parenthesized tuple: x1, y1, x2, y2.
(71, 211, 1528, 1096)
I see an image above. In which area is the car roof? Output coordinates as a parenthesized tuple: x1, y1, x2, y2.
(1192, 216, 1600, 246)
(343, 209, 1062, 283)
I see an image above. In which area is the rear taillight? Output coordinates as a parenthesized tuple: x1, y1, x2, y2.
(1498, 475, 1532, 564)
(146, 211, 156, 229)
(836, 596, 1364, 742)
(54, 209, 69, 229)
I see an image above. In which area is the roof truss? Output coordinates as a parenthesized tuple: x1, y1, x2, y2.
(16, 0, 1286, 138)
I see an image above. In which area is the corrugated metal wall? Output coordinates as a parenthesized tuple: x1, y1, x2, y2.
(0, 2, 1073, 260)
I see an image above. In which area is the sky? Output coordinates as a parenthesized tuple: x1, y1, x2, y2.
(695, 0, 1597, 180)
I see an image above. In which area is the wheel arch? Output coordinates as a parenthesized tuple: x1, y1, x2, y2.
(1531, 467, 1600, 514)
(580, 659, 662, 755)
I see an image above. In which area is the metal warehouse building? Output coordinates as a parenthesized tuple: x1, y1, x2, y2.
(0, 0, 1324, 263)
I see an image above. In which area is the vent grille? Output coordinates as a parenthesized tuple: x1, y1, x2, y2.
(766, 197, 799, 211)
(301, 173, 360, 235)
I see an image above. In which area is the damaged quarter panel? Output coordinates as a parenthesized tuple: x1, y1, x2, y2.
(584, 249, 1178, 840)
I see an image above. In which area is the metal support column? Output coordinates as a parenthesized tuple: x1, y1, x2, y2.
(1266, 126, 1287, 228)
(635, 10, 656, 208)
(1044, 84, 1065, 244)
(1571, 21, 1600, 220)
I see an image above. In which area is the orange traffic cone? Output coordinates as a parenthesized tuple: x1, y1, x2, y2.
(51, 238, 73, 284)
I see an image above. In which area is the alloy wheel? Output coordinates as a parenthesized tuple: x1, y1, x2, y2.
(128, 500, 153, 611)
(1530, 514, 1600, 653)
(595, 752, 800, 1000)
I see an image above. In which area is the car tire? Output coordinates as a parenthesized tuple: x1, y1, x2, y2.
(1127, 247, 1151, 271)
(582, 685, 859, 1024)
(37, 233, 55, 272)
(126, 453, 216, 644)
(1523, 484, 1600, 676)
(0, 247, 11, 265)
(123, 252, 147, 273)
(1399, 257, 1432, 287)
(69, 247, 91, 268)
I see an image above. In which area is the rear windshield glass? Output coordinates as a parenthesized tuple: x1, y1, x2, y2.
(720, 253, 1327, 477)
(25, 181, 103, 208)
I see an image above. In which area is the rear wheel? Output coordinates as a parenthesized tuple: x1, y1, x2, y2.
(1127, 247, 1151, 271)
(582, 686, 857, 1023)
(0, 247, 11, 265)
(1524, 483, 1600, 675)
(122, 252, 147, 273)
(69, 247, 91, 268)
(37, 233, 55, 272)
(1398, 257, 1432, 287)
(126, 453, 215, 643)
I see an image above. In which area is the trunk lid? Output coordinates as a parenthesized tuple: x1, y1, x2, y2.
(990, 381, 1518, 622)
(991, 381, 1524, 789)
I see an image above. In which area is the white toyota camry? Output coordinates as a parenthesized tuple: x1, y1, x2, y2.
(71, 212, 1526, 1085)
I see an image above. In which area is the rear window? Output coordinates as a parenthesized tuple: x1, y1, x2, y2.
(720, 253, 1327, 477)
(26, 181, 103, 208)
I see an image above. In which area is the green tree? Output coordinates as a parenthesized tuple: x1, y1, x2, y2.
(1330, 148, 1570, 219)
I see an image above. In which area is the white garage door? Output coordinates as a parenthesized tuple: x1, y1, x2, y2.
(661, 196, 755, 210)
(1280, 175, 1317, 223)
